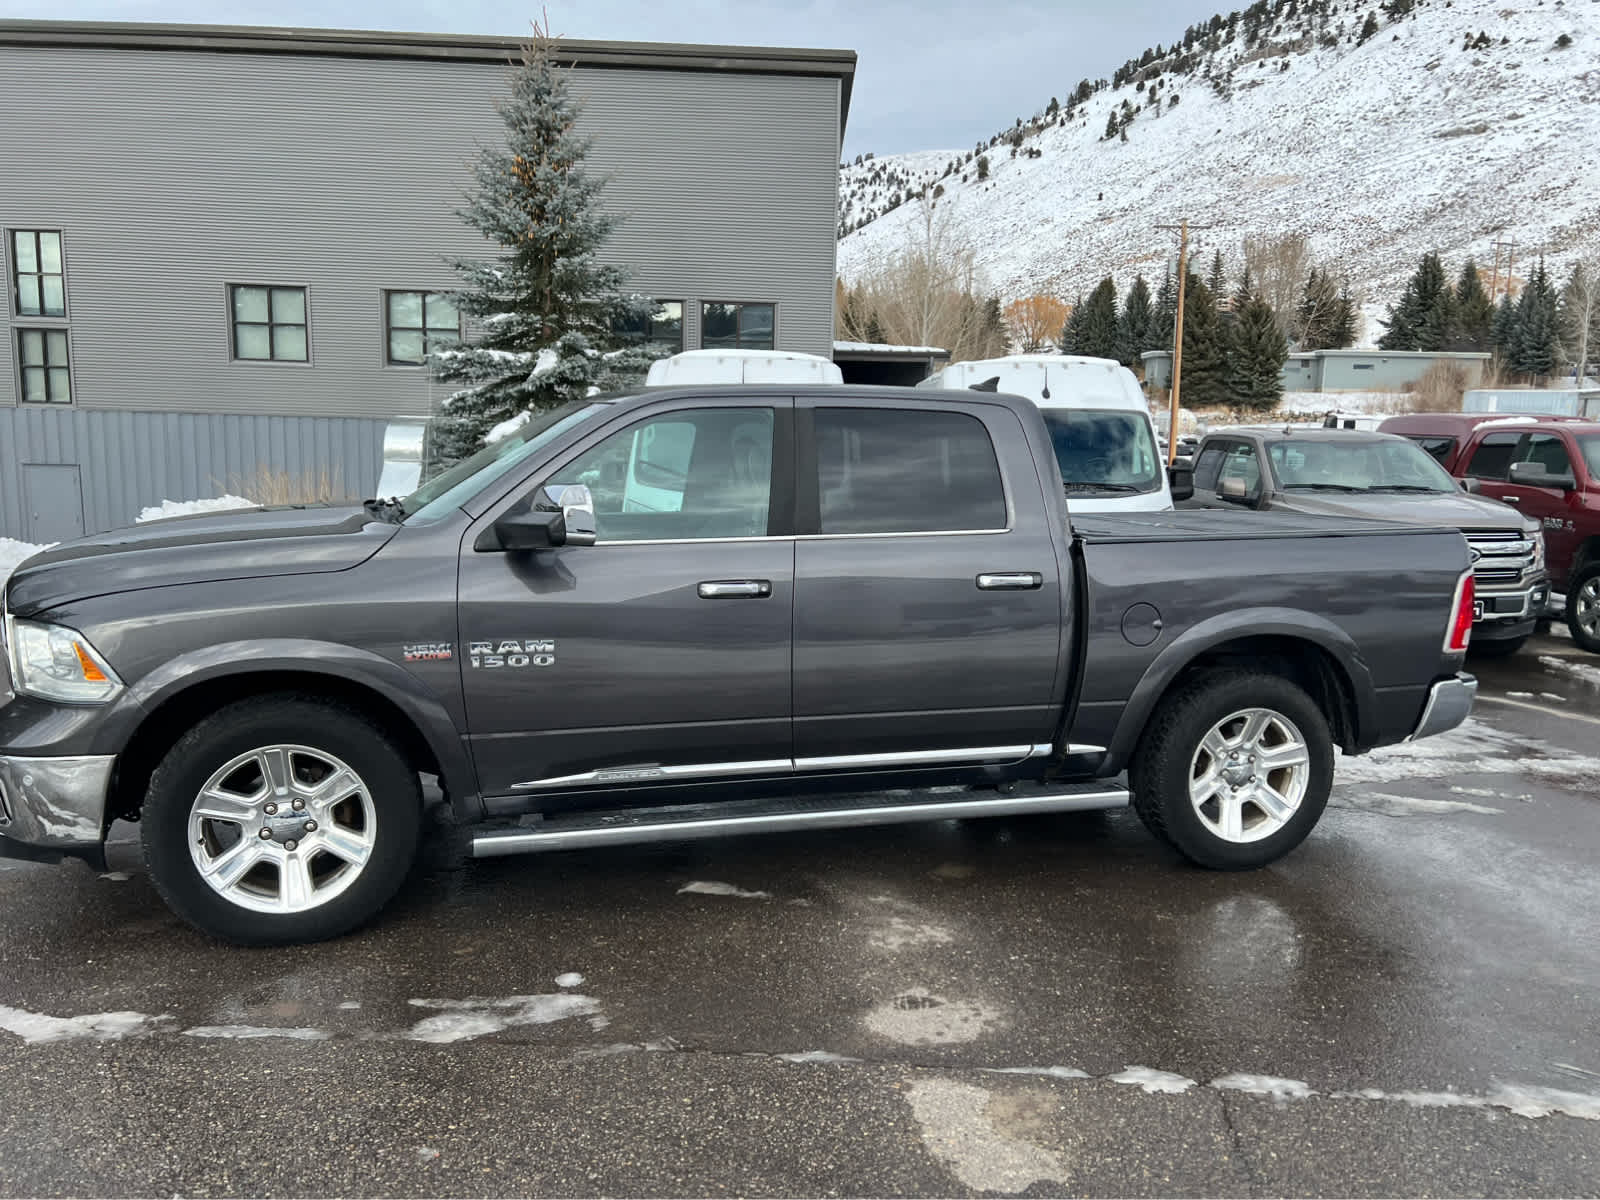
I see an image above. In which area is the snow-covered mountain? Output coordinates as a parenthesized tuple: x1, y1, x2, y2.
(838, 0, 1600, 312)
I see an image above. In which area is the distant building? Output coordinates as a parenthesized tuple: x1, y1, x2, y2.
(0, 20, 855, 542)
(1464, 387, 1600, 419)
(1141, 348, 1491, 394)
(832, 341, 950, 386)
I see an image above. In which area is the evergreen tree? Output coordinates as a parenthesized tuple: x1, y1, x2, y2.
(1417, 284, 1457, 352)
(1104, 111, 1120, 140)
(1512, 259, 1560, 379)
(1059, 294, 1087, 354)
(428, 29, 653, 469)
(980, 295, 1010, 359)
(1206, 249, 1227, 300)
(1453, 259, 1494, 352)
(1152, 270, 1178, 351)
(1490, 294, 1518, 362)
(1329, 287, 1359, 349)
(1228, 290, 1288, 411)
(1117, 275, 1155, 366)
(1178, 275, 1231, 409)
(1074, 277, 1121, 360)
(1378, 251, 1449, 351)
(1293, 267, 1339, 348)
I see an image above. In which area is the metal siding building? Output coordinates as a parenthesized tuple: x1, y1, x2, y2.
(0, 21, 853, 541)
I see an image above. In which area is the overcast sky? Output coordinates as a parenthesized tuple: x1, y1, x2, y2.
(3, 0, 1230, 157)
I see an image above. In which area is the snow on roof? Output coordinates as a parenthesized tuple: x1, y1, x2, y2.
(832, 340, 949, 355)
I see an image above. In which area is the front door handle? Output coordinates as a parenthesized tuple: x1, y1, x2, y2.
(976, 572, 1044, 590)
(1501, 495, 1521, 503)
(698, 580, 772, 599)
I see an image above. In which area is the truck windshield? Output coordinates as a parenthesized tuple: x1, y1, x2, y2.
(1268, 439, 1458, 493)
(402, 402, 606, 525)
(1579, 436, 1600, 481)
(1041, 410, 1162, 495)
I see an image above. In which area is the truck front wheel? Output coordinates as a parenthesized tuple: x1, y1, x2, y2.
(141, 695, 422, 945)
(1566, 562, 1600, 653)
(1130, 671, 1334, 870)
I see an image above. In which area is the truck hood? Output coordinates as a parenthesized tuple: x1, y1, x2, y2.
(1270, 490, 1532, 530)
(4, 505, 398, 617)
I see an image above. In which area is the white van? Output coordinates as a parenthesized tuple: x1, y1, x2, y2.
(646, 349, 843, 387)
(917, 355, 1173, 513)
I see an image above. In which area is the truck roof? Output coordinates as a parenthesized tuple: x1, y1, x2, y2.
(1378, 412, 1594, 435)
(1203, 426, 1415, 446)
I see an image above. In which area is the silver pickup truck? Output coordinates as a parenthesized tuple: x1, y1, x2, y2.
(1, 385, 1478, 944)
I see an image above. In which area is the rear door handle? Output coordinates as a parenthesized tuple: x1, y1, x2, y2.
(976, 572, 1044, 590)
(698, 580, 772, 599)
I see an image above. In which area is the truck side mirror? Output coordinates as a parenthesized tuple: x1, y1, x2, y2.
(1167, 464, 1195, 503)
(1460, 477, 1481, 494)
(1509, 461, 1575, 491)
(543, 484, 598, 547)
(478, 484, 598, 552)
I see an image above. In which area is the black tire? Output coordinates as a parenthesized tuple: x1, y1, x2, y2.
(1565, 562, 1600, 654)
(1468, 636, 1528, 659)
(1129, 670, 1334, 870)
(141, 694, 422, 945)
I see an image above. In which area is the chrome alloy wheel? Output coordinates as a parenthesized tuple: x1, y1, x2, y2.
(1188, 708, 1311, 844)
(187, 745, 377, 914)
(1576, 577, 1600, 640)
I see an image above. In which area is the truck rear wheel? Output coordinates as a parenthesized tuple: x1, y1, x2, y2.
(1130, 671, 1333, 870)
(1566, 563, 1600, 653)
(141, 695, 421, 945)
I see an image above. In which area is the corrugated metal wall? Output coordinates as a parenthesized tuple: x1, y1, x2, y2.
(0, 46, 842, 421)
(0, 407, 385, 541)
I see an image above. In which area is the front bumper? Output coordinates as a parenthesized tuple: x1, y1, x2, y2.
(0, 753, 114, 865)
(1472, 582, 1549, 640)
(1406, 673, 1477, 742)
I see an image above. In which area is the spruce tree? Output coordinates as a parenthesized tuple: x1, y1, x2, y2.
(1207, 250, 1228, 300)
(429, 28, 653, 469)
(1417, 284, 1457, 352)
(1059, 295, 1086, 354)
(1294, 267, 1339, 348)
(1076, 277, 1121, 360)
(1490, 294, 1518, 363)
(1378, 251, 1448, 351)
(1453, 259, 1494, 351)
(1153, 271, 1178, 350)
(1512, 260, 1560, 379)
(1329, 287, 1359, 349)
(1117, 275, 1155, 365)
(1228, 290, 1288, 411)
(1178, 275, 1231, 408)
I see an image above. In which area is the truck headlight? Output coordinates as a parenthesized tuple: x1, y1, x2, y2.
(1530, 530, 1546, 572)
(3, 616, 123, 703)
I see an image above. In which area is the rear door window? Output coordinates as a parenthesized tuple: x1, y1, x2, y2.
(813, 407, 1007, 534)
(1466, 432, 1521, 480)
(1409, 435, 1456, 464)
(1516, 433, 1574, 476)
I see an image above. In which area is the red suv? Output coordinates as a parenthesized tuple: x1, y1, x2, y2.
(1381, 414, 1600, 651)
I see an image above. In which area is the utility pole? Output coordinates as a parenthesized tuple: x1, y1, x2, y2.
(1490, 235, 1517, 303)
(1156, 219, 1210, 464)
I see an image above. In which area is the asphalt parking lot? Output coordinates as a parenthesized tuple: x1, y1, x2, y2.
(1, 633, 1597, 1197)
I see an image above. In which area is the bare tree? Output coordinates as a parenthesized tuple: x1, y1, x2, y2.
(1242, 232, 1313, 333)
(1560, 255, 1600, 383)
(1004, 294, 1071, 352)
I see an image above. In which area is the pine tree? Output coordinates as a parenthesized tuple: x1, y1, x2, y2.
(1178, 276, 1231, 409)
(980, 295, 1010, 359)
(1153, 271, 1178, 350)
(1117, 275, 1155, 366)
(1512, 259, 1560, 379)
(1228, 290, 1288, 411)
(1453, 260, 1494, 352)
(1207, 249, 1227, 299)
(1417, 284, 1457, 352)
(1104, 111, 1120, 140)
(1076, 277, 1121, 360)
(428, 28, 653, 469)
(1059, 294, 1086, 354)
(1378, 251, 1448, 351)
(1490, 294, 1518, 363)
(1329, 287, 1359, 349)
(1293, 267, 1339, 348)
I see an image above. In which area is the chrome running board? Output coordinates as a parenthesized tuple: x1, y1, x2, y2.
(470, 780, 1129, 858)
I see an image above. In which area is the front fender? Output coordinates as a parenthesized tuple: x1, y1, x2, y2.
(117, 639, 479, 817)
(1102, 607, 1377, 773)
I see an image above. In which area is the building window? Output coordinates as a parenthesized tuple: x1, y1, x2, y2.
(17, 329, 71, 404)
(1352, 363, 1374, 371)
(11, 230, 66, 317)
(615, 300, 684, 354)
(385, 291, 459, 365)
(230, 285, 308, 361)
(701, 302, 775, 350)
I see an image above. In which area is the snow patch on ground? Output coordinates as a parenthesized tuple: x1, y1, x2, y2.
(554, 972, 585, 988)
(863, 989, 999, 1046)
(1330, 792, 1502, 817)
(677, 880, 770, 899)
(905, 1078, 1070, 1194)
(1538, 656, 1600, 687)
(0, 1004, 166, 1044)
(982, 1066, 1092, 1081)
(870, 917, 956, 951)
(183, 1025, 332, 1041)
(1211, 1073, 1316, 1101)
(1333, 718, 1600, 793)
(403, 994, 601, 1044)
(136, 495, 255, 523)
(776, 1050, 861, 1064)
(337, 1001, 361, 1010)
(1110, 1066, 1198, 1094)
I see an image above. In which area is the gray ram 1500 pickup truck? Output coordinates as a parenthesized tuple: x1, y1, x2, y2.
(0, 385, 1479, 944)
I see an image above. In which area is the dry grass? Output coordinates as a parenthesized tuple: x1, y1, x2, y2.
(220, 465, 353, 506)
(1403, 362, 1471, 413)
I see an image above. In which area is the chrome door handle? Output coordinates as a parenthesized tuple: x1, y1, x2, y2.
(1501, 496, 1521, 503)
(976, 572, 1043, 590)
(698, 580, 772, 599)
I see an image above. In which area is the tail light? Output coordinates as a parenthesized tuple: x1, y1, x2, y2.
(1446, 570, 1475, 653)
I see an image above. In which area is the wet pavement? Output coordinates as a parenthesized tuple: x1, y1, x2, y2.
(1, 633, 1598, 1196)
